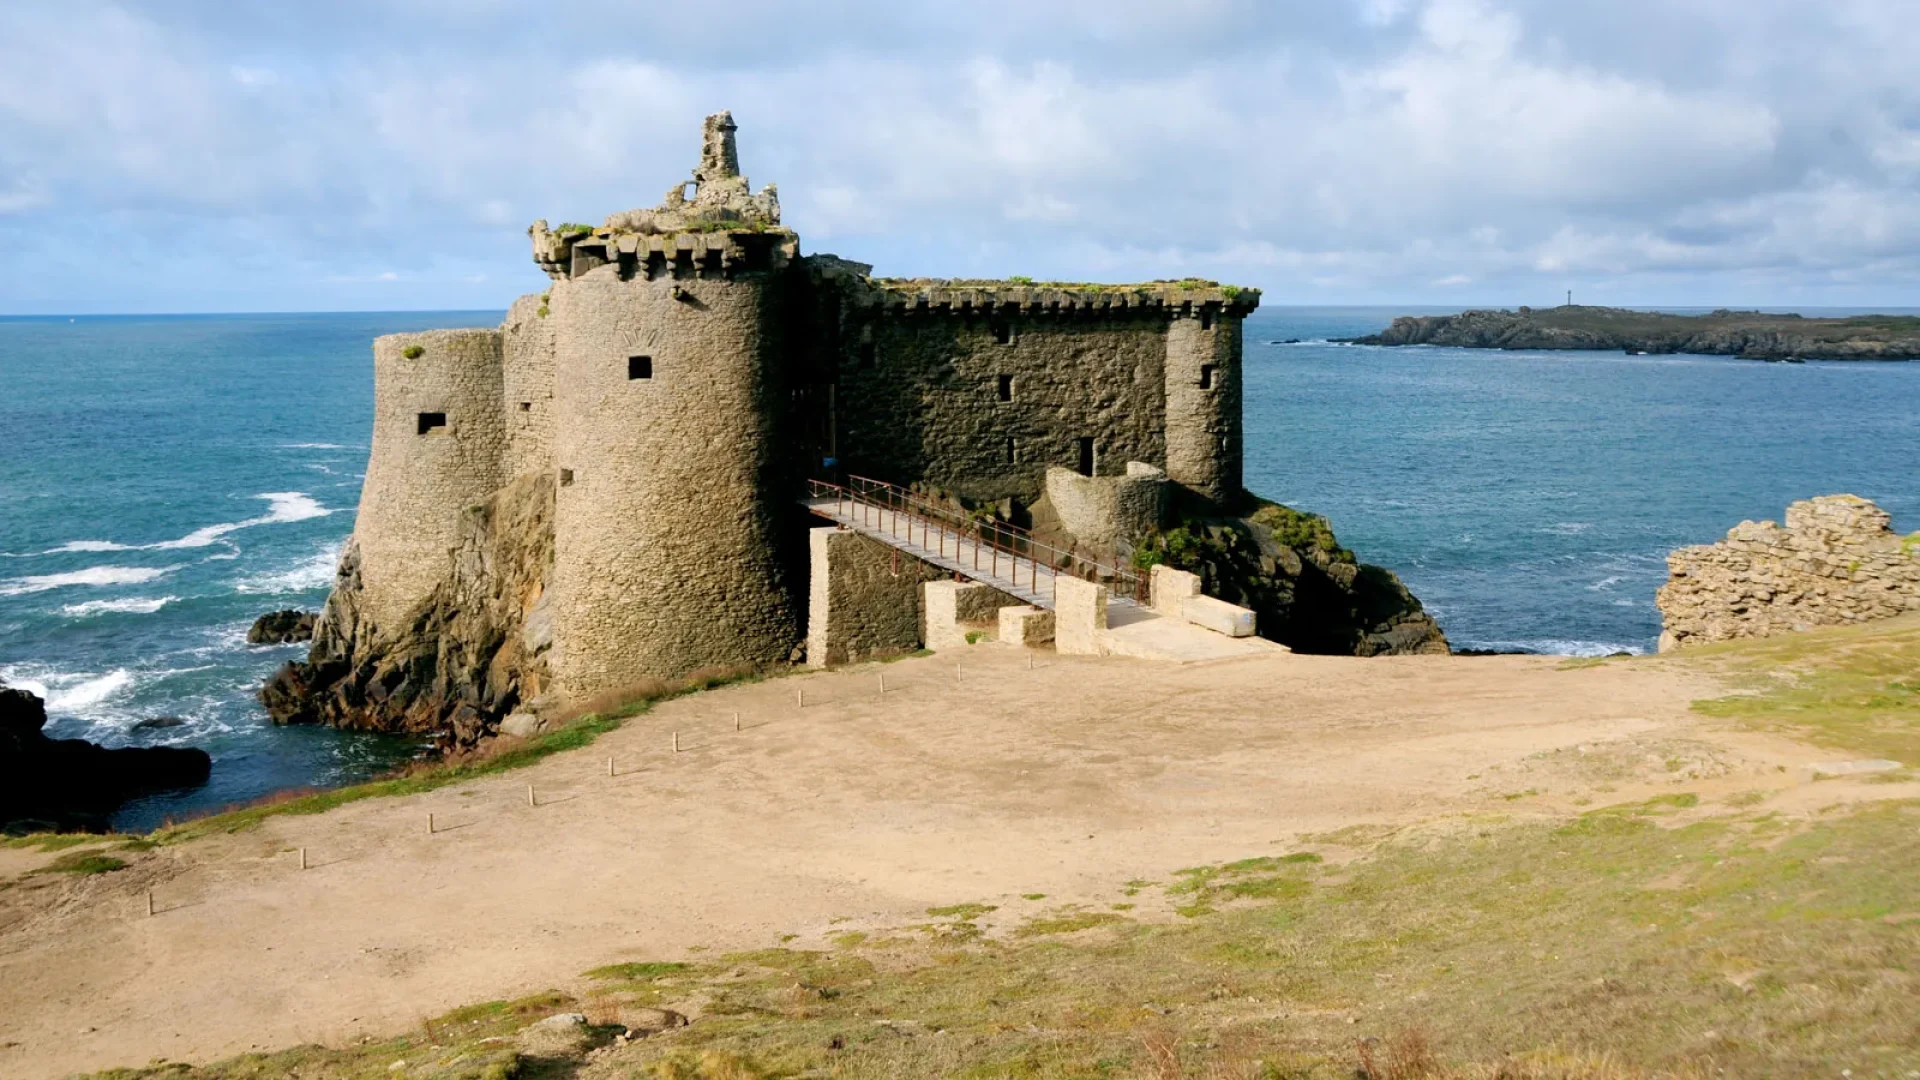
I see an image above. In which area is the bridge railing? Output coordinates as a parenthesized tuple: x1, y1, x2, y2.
(805, 475, 1143, 605)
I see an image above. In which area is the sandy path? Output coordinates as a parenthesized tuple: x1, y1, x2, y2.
(0, 648, 1799, 1077)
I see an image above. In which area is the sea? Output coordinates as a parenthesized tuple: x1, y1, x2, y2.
(2, 307, 1916, 830)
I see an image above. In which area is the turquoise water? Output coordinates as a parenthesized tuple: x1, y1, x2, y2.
(1, 308, 1916, 829)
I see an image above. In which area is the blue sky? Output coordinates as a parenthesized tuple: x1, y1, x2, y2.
(2, 0, 1917, 313)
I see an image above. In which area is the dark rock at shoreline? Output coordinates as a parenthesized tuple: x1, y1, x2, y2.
(130, 716, 188, 733)
(261, 472, 555, 748)
(1131, 495, 1449, 657)
(247, 609, 317, 645)
(1, 683, 212, 833)
(1352, 306, 1920, 361)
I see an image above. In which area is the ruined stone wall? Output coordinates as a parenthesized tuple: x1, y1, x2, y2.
(353, 328, 508, 631)
(1042, 463, 1169, 555)
(500, 292, 557, 479)
(546, 238, 802, 698)
(1657, 495, 1920, 650)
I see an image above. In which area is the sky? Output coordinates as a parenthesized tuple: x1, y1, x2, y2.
(2, 0, 1917, 314)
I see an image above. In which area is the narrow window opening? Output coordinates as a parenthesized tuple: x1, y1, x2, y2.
(997, 374, 1013, 401)
(518, 401, 532, 411)
(858, 341, 876, 369)
(1200, 364, 1217, 390)
(628, 355, 653, 380)
(1005, 436, 1016, 464)
(416, 412, 446, 435)
(1076, 436, 1095, 477)
(992, 321, 1013, 345)
(1200, 308, 1214, 331)
(559, 468, 575, 487)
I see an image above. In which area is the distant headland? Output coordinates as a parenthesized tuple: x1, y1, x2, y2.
(1350, 305, 1920, 361)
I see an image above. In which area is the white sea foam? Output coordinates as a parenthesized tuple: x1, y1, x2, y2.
(235, 544, 342, 595)
(1586, 576, 1624, 591)
(62, 595, 178, 617)
(1456, 638, 1648, 657)
(22, 492, 334, 556)
(280, 442, 353, 450)
(47, 669, 134, 710)
(1542, 522, 1595, 535)
(0, 564, 180, 597)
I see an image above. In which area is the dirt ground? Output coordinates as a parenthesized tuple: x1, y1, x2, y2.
(0, 646, 1879, 1078)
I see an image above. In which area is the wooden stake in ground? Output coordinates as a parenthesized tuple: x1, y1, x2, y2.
(300, 847, 308, 870)
(608, 755, 615, 778)
(426, 812, 434, 835)
(734, 710, 741, 731)
(673, 731, 680, 753)
(879, 672, 886, 695)
(146, 890, 154, 918)
(796, 687, 804, 708)
(526, 784, 535, 808)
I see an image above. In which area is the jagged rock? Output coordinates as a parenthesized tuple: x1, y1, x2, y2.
(498, 712, 543, 739)
(247, 610, 316, 645)
(130, 716, 188, 733)
(1129, 496, 1448, 657)
(259, 472, 555, 747)
(1, 682, 211, 832)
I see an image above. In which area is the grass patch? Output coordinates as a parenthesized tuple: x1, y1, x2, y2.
(400, 344, 424, 359)
(37, 852, 127, 875)
(1013, 909, 1127, 937)
(151, 665, 767, 845)
(2, 832, 102, 851)
(585, 961, 691, 982)
(926, 903, 996, 920)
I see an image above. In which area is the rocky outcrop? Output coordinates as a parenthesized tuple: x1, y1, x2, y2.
(262, 472, 555, 747)
(1656, 495, 1920, 650)
(1129, 496, 1449, 656)
(1353, 306, 1920, 361)
(1, 682, 211, 832)
(246, 610, 316, 645)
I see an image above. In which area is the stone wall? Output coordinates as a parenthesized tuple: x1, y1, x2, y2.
(501, 292, 557, 479)
(354, 328, 507, 632)
(806, 527, 947, 667)
(1657, 495, 1920, 650)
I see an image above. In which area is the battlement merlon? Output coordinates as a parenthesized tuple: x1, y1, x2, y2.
(530, 220, 799, 280)
(822, 273, 1262, 317)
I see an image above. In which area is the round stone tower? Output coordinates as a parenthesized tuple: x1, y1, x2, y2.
(538, 114, 801, 697)
(353, 328, 508, 631)
(1163, 301, 1245, 507)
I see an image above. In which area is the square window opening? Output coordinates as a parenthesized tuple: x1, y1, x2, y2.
(992, 321, 1013, 345)
(1200, 308, 1214, 331)
(518, 401, 532, 411)
(1200, 364, 1217, 390)
(858, 341, 876, 369)
(559, 468, 575, 487)
(628, 355, 653, 380)
(997, 374, 1013, 401)
(416, 412, 446, 435)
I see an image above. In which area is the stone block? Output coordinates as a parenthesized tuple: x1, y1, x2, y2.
(1180, 594, 1257, 637)
(1150, 564, 1201, 618)
(1054, 576, 1108, 656)
(808, 527, 943, 668)
(998, 605, 1055, 646)
(925, 580, 1001, 650)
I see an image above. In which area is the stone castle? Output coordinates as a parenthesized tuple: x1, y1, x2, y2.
(262, 112, 1369, 739)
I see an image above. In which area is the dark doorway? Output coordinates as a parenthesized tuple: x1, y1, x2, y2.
(1076, 436, 1095, 476)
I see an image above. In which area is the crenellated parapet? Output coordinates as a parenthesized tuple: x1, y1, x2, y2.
(531, 221, 798, 281)
(826, 274, 1260, 319)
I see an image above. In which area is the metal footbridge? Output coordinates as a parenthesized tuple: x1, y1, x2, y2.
(802, 476, 1141, 611)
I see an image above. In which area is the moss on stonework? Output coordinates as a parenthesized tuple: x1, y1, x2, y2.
(554, 223, 594, 237)
(401, 344, 425, 360)
(1246, 502, 1354, 564)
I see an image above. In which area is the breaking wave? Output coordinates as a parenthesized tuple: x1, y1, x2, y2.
(20, 492, 333, 556)
(62, 596, 178, 617)
(234, 544, 342, 595)
(0, 564, 181, 597)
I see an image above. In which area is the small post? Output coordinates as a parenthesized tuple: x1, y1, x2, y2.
(608, 755, 615, 778)
(426, 812, 434, 835)
(956, 661, 962, 687)
(1028, 652, 1034, 671)
(797, 688, 804, 708)
(734, 710, 741, 731)
(878, 672, 885, 695)
(146, 889, 154, 918)
(673, 731, 681, 753)
(527, 783, 535, 808)
(300, 847, 308, 870)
